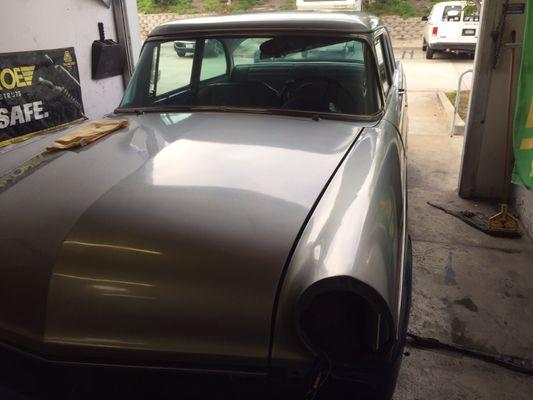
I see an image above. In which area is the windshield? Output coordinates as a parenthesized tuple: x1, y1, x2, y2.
(119, 35, 382, 117)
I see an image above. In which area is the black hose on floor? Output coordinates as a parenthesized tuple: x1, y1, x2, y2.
(406, 332, 533, 377)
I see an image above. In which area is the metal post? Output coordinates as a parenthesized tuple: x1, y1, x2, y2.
(113, 0, 136, 85)
(451, 68, 473, 137)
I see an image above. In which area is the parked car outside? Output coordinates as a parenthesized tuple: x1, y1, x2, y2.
(174, 40, 195, 57)
(0, 12, 411, 400)
(422, 0, 480, 59)
(174, 39, 224, 57)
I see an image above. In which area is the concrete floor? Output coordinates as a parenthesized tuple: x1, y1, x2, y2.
(393, 47, 533, 399)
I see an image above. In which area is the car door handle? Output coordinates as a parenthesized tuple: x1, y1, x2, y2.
(398, 88, 406, 95)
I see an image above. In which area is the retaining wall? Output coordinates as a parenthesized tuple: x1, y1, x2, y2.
(138, 13, 425, 42)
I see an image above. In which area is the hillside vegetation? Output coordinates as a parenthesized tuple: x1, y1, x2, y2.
(366, 0, 440, 18)
(137, 0, 440, 17)
(137, 0, 271, 14)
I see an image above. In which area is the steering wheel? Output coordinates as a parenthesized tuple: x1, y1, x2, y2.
(280, 77, 354, 114)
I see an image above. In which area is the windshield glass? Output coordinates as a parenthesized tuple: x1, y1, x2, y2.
(119, 35, 381, 117)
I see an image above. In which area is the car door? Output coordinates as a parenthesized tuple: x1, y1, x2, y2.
(375, 31, 407, 146)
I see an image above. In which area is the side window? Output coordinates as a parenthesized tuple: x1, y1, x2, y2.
(200, 39, 228, 81)
(233, 38, 269, 66)
(374, 36, 391, 95)
(463, 6, 480, 22)
(442, 5, 462, 21)
(151, 41, 193, 96)
(382, 33, 396, 73)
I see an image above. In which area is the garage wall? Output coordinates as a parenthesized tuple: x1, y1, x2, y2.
(459, 0, 525, 200)
(513, 187, 533, 239)
(0, 0, 140, 119)
(458, 0, 531, 238)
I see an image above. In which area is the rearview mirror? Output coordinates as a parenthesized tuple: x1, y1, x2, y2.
(259, 36, 345, 59)
(421, 15, 429, 21)
(447, 10, 460, 17)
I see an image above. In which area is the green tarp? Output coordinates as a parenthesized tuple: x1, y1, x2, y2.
(512, 0, 533, 189)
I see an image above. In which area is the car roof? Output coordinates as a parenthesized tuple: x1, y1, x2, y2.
(149, 11, 383, 38)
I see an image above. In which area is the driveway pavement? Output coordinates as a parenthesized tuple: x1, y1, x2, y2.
(395, 47, 473, 138)
(397, 47, 474, 92)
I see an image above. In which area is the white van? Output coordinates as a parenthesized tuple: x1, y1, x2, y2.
(421, 1, 480, 59)
(296, 0, 362, 11)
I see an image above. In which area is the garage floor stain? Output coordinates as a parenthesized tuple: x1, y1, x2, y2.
(443, 252, 456, 285)
(454, 297, 478, 312)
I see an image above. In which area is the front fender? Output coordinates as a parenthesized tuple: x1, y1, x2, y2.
(271, 121, 407, 371)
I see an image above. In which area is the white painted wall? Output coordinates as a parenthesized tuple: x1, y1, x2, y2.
(459, 0, 525, 200)
(0, 0, 140, 119)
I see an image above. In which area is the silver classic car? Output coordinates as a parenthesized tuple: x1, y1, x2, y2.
(0, 12, 410, 400)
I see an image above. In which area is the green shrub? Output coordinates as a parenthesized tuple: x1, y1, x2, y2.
(230, 0, 262, 12)
(279, 0, 296, 10)
(201, 0, 263, 13)
(137, 0, 195, 13)
(367, 0, 417, 18)
(168, 0, 196, 13)
(203, 0, 224, 12)
(137, 0, 163, 13)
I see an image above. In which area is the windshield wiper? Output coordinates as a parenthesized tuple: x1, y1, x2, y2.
(114, 107, 145, 115)
(114, 105, 382, 123)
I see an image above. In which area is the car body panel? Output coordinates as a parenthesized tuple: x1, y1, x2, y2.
(0, 12, 409, 398)
(0, 112, 368, 368)
(271, 120, 407, 369)
(150, 12, 381, 37)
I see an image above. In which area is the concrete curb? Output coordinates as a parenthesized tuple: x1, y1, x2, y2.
(437, 91, 465, 135)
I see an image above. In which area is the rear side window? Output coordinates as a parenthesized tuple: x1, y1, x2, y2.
(463, 6, 480, 21)
(442, 5, 462, 21)
(200, 39, 228, 81)
(233, 38, 268, 66)
(374, 37, 390, 94)
(232, 38, 365, 65)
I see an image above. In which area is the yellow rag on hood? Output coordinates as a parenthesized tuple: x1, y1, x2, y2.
(46, 119, 129, 151)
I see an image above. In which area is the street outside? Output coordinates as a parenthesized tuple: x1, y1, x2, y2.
(397, 46, 473, 137)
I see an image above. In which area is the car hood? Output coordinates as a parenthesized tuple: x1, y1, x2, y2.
(0, 112, 365, 368)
